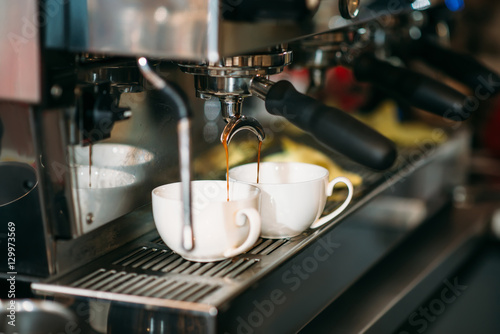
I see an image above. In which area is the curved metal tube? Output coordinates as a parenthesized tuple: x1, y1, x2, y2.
(138, 57, 194, 251)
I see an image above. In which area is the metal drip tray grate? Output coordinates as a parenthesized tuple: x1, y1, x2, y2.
(34, 235, 295, 307)
(70, 269, 221, 303)
(112, 237, 289, 279)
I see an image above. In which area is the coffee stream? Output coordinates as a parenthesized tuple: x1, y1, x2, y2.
(223, 138, 230, 202)
(224, 138, 262, 202)
(257, 141, 262, 184)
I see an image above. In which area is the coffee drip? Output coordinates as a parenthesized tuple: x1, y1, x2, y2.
(88, 144, 92, 188)
(223, 135, 229, 201)
(257, 141, 262, 184)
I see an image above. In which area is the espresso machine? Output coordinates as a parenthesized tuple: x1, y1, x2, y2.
(1, 0, 499, 333)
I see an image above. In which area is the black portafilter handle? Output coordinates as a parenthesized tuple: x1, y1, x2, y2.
(416, 38, 500, 97)
(250, 77, 397, 171)
(351, 54, 472, 121)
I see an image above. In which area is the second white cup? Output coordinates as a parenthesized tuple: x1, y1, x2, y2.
(229, 162, 353, 238)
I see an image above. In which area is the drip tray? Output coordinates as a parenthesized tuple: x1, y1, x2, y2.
(32, 131, 468, 333)
(65, 236, 290, 305)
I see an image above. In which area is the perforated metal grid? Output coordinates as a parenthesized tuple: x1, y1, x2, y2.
(111, 237, 289, 279)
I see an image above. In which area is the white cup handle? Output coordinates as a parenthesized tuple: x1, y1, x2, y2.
(223, 208, 261, 258)
(310, 176, 354, 229)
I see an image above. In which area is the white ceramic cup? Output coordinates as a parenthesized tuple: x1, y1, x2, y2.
(229, 162, 353, 238)
(152, 180, 261, 262)
(71, 143, 154, 183)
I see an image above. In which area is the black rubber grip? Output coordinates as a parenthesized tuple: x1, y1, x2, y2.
(352, 54, 472, 121)
(418, 38, 500, 97)
(264, 81, 397, 171)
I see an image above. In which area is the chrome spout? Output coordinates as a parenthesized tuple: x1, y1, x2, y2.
(220, 96, 244, 121)
(219, 95, 265, 145)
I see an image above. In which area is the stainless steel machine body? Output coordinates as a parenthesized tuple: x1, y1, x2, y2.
(0, 0, 427, 280)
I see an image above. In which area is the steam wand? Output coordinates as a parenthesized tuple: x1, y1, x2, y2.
(137, 57, 194, 251)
